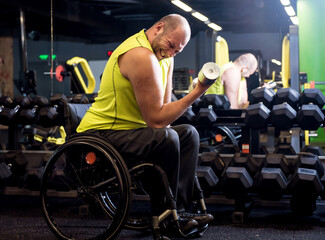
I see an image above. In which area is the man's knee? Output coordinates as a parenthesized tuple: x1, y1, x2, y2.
(173, 124, 199, 144)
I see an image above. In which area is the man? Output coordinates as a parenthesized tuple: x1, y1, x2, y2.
(205, 53, 258, 109)
(77, 14, 213, 238)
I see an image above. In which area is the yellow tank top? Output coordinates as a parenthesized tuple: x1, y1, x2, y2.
(77, 29, 171, 131)
(205, 61, 245, 103)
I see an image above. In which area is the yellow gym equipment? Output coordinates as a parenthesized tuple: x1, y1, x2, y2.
(66, 57, 96, 94)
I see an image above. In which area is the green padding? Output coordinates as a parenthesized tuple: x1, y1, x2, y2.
(298, 0, 325, 144)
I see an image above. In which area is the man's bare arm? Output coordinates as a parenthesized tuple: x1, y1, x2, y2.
(222, 68, 241, 109)
(119, 47, 210, 128)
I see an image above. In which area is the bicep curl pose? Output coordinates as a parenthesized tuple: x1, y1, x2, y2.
(77, 14, 213, 239)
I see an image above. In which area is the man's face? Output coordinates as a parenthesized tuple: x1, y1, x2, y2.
(151, 26, 188, 61)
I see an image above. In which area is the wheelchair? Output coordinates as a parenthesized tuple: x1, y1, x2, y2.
(40, 98, 209, 240)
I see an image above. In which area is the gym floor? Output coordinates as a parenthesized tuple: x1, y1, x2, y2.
(1, 194, 325, 240)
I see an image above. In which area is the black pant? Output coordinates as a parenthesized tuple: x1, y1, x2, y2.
(90, 124, 199, 214)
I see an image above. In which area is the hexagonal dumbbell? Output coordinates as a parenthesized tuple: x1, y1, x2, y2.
(289, 152, 325, 215)
(270, 103, 297, 130)
(202, 94, 231, 111)
(196, 105, 217, 127)
(270, 88, 300, 130)
(244, 102, 271, 130)
(250, 87, 276, 109)
(38, 94, 68, 127)
(255, 153, 291, 200)
(297, 88, 325, 130)
(273, 87, 300, 110)
(18, 96, 49, 125)
(221, 153, 260, 199)
(172, 106, 196, 125)
(0, 96, 32, 125)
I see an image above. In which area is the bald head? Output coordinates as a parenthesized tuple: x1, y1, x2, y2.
(235, 53, 258, 73)
(155, 14, 191, 42)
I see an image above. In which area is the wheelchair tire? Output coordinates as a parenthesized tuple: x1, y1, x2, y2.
(40, 134, 132, 240)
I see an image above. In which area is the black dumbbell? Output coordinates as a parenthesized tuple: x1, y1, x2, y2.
(18, 96, 49, 125)
(0, 96, 14, 109)
(297, 88, 325, 130)
(273, 88, 300, 109)
(289, 152, 324, 215)
(192, 98, 203, 114)
(0, 96, 14, 125)
(221, 152, 260, 199)
(270, 103, 297, 130)
(270, 88, 300, 130)
(38, 94, 68, 127)
(274, 144, 296, 155)
(196, 166, 219, 197)
(301, 145, 324, 156)
(23, 158, 45, 190)
(244, 102, 270, 129)
(0, 96, 32, 125)
(172, 106, 196, 125)
(202, 94, 231, 111)
(199, 151, 226, 179)
(250, 87, 276, 109)
(255, 153, 290, 200)
(196, 105, 217, 127)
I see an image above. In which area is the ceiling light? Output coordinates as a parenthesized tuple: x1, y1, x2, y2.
(171, 0, 192, 12)
(208, 23, 222, 31)
(284, 6, 296, 17)
(271, 59, 282, 65)
(290, 16, 299, 25)
(280, 0, 290, 6)
(191, 11, 209, 22)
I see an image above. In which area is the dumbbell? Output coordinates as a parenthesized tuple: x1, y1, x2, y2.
(18, 96, 49, 125)
(199, 151, 226, 179)
(23, 158, 45, 190)
(191, 98, 203, 114)
(196, 105, 217, 127)
(250, 87, 276, 109)
(38, 94, 68, 127)
(289, 152, 324, 215)
(0, 96, 14, 109)
(245, 87, 276, 130)
(297, 88, 325, 130)
(196, 165, 219, 197)
(244, 102, 270, 130)
(0, 96, 14, 126)
(172, 106, 196, 125)
(202, 94, 231, 111)
(0, 96, 32, 125)
(255, 153, 291, 200)
(270, 88, 300, 130)
(221, 152, 260, 199)
(198, 151, 225, 196)
(274, 144, 296, 155)
(301, 145, 324, 156)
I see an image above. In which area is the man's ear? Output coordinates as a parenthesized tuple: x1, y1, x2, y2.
(241, 66, 248, 74)
(154, 22, 164, 35)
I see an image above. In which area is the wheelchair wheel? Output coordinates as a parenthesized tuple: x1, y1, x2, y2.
(40, 135, 131, 240)
(100, 163, 153, 230)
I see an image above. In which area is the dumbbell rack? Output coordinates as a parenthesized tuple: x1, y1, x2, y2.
(199, 152, 325, 223)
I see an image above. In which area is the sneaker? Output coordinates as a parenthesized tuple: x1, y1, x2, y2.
(160, 217, 199, 237)
(178, 212, 214, 226)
